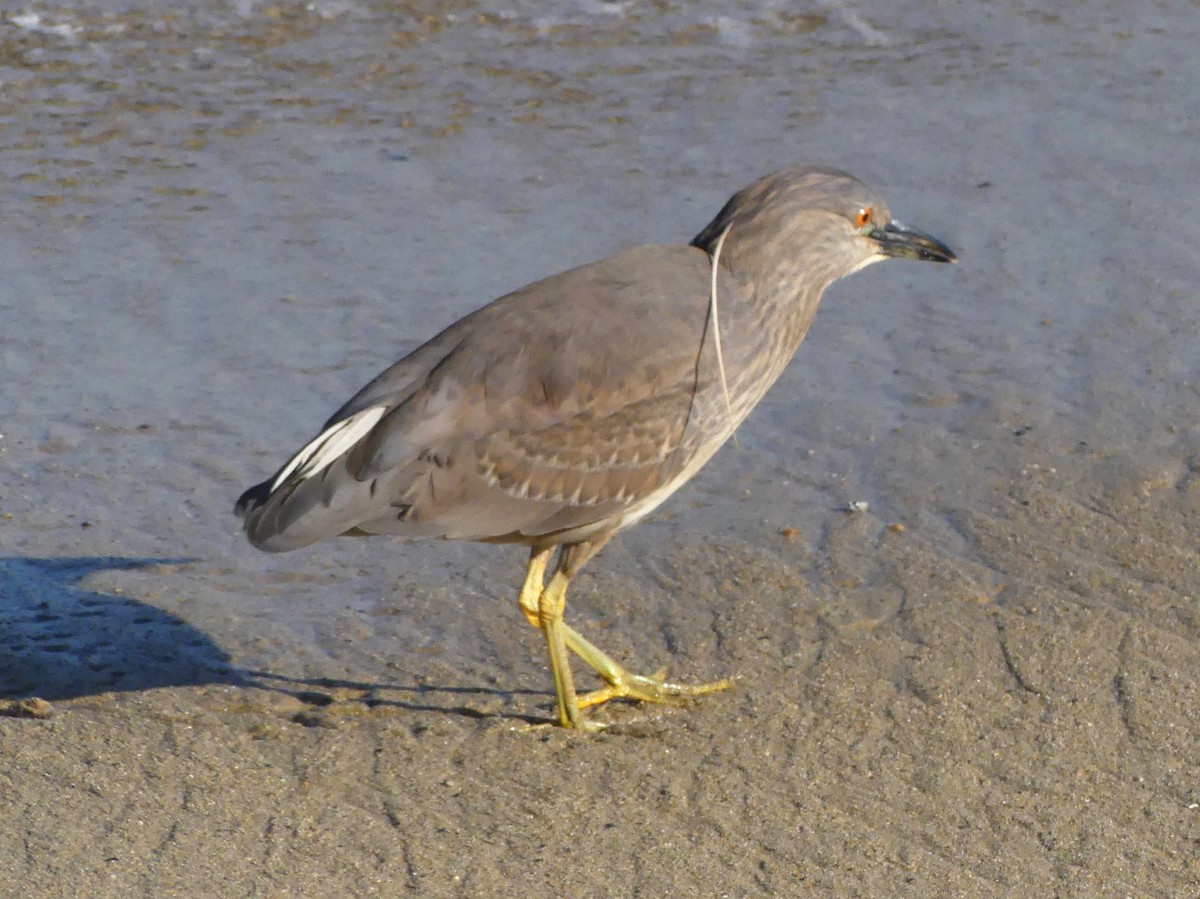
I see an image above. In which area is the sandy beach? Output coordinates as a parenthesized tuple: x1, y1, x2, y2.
(2, 1, 1198, 895)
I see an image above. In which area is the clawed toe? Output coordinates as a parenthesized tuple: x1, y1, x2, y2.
(578, 667, 734, 710)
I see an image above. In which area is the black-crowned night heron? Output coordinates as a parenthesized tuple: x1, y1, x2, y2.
(236, 166, 956, 730)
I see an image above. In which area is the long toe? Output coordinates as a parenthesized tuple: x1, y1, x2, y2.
(577, 666, 734, 710)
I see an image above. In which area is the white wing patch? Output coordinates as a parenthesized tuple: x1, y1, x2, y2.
(269, 405, 388, 491)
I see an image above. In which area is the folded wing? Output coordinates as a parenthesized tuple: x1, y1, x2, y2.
(236, 244, 733, 551)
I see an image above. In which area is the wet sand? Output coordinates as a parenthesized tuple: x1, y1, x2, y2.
(2, 2, 1198, 895)
(7, 489, 1200, 896)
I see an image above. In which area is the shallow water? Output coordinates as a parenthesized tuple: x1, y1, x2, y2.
(1, 0, 1196, 695)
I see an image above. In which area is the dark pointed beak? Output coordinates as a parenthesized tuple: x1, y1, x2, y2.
(871, 220, 957, 264)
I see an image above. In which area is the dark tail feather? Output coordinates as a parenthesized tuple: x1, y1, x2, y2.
(234, 479, 273, 519)
(234, 477, 312, 553)
(234, 464, 373, 553)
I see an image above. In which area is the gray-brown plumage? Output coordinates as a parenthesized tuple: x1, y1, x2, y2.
(236, 166, 956, 729)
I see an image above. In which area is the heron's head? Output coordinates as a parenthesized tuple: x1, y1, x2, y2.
(692, 166, 956, 293)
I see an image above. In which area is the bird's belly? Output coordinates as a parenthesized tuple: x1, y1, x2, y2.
(612, 434, 729, 531)
(609, 345, 792, 532)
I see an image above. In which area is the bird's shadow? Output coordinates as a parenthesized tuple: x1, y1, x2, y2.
(0, 555, 552, 725)
(0, 556, 240, 700)
(245, 669, 552, 727)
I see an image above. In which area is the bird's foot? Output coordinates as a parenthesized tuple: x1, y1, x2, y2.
(577, 665, 734, 710)
(515, 716, 609, 734)
(563, 621, 734, 712)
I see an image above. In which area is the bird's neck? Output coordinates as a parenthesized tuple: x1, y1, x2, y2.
(721, 238, 839, 361)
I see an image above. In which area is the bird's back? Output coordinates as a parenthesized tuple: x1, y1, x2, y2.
(237, 243, 756, 552)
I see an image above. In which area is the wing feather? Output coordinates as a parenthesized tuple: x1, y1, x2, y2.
(238, 244, 743, 550)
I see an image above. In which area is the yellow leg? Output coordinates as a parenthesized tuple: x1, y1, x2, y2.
(536, 570, 604, 731)
(517, 547, 553, 628)
(563, 622, 734, 709)
(514, 544, 733, 729)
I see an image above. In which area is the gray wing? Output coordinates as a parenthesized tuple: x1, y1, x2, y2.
(237, 243, 743, 551)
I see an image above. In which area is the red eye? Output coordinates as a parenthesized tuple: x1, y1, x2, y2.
(854, 207, 874, 229)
